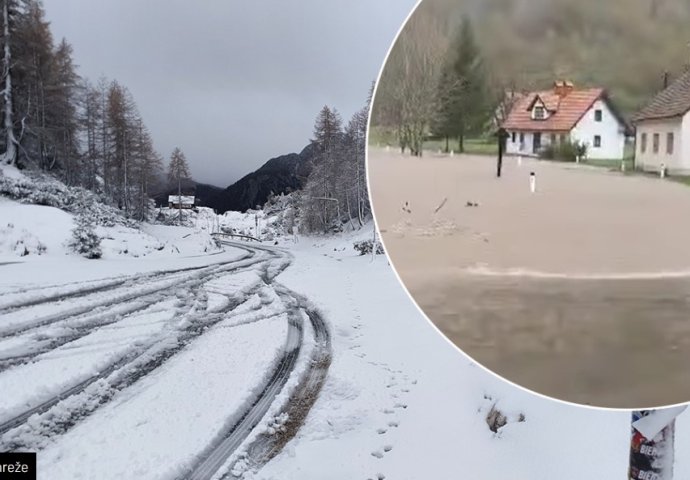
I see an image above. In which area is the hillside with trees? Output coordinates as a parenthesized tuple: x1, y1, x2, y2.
(0, 0, 189, 221)
(372, 0, 690, 152)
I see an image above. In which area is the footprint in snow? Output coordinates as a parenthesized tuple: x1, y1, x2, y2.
(388, 421, 399, 428)
(382, 408, 395, 415)
(383, 445, 393, 453)
(371, 451, 384, 459)
(394, 403, 407, 409)
(377, 428, 387, 435)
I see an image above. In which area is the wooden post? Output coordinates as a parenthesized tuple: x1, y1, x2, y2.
(529, 172, 536, 193)
(496, 128, 509, 178)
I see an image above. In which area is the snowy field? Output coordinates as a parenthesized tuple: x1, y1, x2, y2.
(2, 171, 690, 478)
(368, 148, 690, 408)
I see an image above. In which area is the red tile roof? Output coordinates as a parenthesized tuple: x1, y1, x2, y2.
(502, 87, 606, 132)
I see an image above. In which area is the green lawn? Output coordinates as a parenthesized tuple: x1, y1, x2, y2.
(422, 138, 498, 156)
(367, 127, 498, 156)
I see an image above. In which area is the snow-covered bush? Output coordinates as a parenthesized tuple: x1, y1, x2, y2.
(0, 223, 47, 256)
(69, 215, 102, 259)
(0, 170, 137, 228)
(353, 239, 385, 256)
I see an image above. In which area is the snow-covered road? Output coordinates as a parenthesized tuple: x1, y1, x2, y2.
(0, 240, 331, 480)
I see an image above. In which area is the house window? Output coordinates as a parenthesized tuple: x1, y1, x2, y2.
(594, 110, 603, 122)
(560, 134, 567, 144)
(641, 133, 647, 153)
(519, 132, 524, 143)
(653, 133, 660, 153)
(512, 132, 516, 143)
(534, 106, 545, 120)
(667, 133, 674, 154)
(594, 135, 602, 148)
(550, 133, 556, 144)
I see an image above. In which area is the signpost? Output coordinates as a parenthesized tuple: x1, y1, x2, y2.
(630, 407, 687, 480)
(496, 128, 509, 178)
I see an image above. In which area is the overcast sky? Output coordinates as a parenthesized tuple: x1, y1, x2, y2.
(42, 0, 418, 186)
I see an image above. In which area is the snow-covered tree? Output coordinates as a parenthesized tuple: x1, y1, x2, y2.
(300, 95, 372, 234)
(69, 213, 102, 259)
(0, 0, 19, 166)
(167, 147, 191, 224)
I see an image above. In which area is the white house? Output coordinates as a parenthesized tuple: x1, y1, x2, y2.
(168, 195, 195, 209)
(632, 70, 690, 174)
(501, 81, 629, 160)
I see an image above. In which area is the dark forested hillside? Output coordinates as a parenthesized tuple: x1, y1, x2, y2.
(418, 0, 690, 114)
(199, 144, 318, 214)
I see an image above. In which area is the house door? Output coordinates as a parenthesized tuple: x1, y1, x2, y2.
(532, 132, 542, 153)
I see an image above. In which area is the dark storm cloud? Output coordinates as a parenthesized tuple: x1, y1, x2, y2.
(42, 0, 418, 186)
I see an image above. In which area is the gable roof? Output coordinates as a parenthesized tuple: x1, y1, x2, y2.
(502, 86, 608, 132)
(632, 69, 690, 123)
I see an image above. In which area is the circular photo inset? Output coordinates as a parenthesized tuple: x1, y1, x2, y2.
(368, 0, 690, 408)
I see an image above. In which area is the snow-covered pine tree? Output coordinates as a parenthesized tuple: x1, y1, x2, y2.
(69, 213, 102, 259)
(131, 119, 164, 221)
(301, 106, 343, 233)
(167, 147, 191, 225)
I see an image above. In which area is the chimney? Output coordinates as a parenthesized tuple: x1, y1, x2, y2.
(554, 80, 575, 97)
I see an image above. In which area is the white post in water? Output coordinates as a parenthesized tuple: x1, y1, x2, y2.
(517, 155, 523, 167)
(630, 407, 687, 480)
(450, 150, 454, 157)
(621, 160, 626, 173)
(576, 155, 581, 164)
(660, 163, 666, 179)
(529, 172, 536, 193)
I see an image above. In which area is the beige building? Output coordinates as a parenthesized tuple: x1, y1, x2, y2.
(633, 70, 690, 174)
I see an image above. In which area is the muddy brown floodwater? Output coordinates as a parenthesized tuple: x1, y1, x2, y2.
(368, 148, 690, 408)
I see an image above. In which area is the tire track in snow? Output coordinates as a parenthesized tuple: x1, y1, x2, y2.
(182, 311, 303, 480)
(0, 249, 263, 339)
(221, 290, 332, 479)
(181, 243, 332, 480)
(0, 250, 254, 313)
(0, 244, 294, 448)
(1, 240, 331, 479)
(0, 285, 266, 445)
